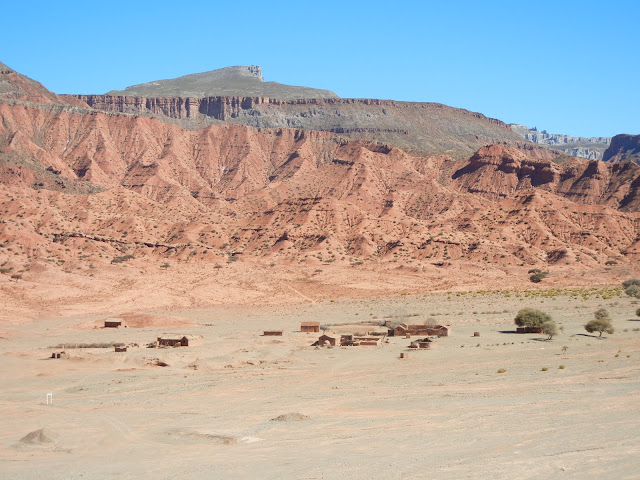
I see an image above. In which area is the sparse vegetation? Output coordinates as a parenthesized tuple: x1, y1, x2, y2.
(111, 254, 134, 264)
(514, 308, 551, 328)
(497, 368, 506, 374)
(585, 309, 614, 337)
(52, 342, 125, 349)
(542, 320, 560, 340)
(624, 285, 640, 298)
(529, 271, 548, 283)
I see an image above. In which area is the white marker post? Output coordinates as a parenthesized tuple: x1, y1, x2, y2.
(46, 393, 53, 405)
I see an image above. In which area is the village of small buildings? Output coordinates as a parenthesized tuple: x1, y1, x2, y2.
(49, 317, 453, 361)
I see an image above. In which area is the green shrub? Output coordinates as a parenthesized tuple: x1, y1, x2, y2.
(111, 254, 134, 264)
(541, 367, 548, 371)
(497, 368, 507, 374)
(530, 272, 548, 283)
(514, 308, 551, 328)
(542, 320, 560, 340)
(625, 285, 640, 298)
(585, 319, 614, 337)
(622, 278, 640, 288)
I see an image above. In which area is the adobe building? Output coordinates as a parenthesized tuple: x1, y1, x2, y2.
(157, 335, 204, 347)
(388, 323, 450, 337)
(340, 334, 355, 346)
(424, 325, 450, 337)
(264, 330, 284, 336)
(354, 336, 384, 346)
(105, 319, 126, 328)
(301, 321, 320, 333)
(318, 334, 336, 346)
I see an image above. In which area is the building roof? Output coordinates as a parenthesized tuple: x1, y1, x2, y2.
(158, 334, 202, 341)
(301, 321, 320, 327)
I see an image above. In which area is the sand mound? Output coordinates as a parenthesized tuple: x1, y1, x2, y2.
(18, 428, 57, 445)
(271, 413, 310, 422)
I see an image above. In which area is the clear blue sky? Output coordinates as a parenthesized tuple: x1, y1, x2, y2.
(3, 0, 639, 137)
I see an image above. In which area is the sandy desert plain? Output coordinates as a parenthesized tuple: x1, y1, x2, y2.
(1, 266, 640, 480)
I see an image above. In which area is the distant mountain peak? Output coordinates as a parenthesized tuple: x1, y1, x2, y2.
(105, 65, 338, 100)
(509, 124, 610, 160)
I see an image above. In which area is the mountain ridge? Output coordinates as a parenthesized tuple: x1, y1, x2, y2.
(1, 61, 639, 292)
(106, 65, 339, 100)
(509, 124, 610, 160)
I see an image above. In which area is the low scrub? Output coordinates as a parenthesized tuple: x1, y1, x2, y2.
(52, 342, 125, 349)
(529, 271, 548, 283)
(111, 254, 134, 264)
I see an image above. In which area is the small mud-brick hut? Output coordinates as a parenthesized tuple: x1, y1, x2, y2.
(105, 319, 126, 328)
(157, 335, 204, 347)
(301, 321, 320, 333)
(264, 330, 284, 336)
(318, 334, 336, 346)
(389, 323, 450, 337)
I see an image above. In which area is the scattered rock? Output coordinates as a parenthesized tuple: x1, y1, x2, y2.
(271, 413, 310, 422)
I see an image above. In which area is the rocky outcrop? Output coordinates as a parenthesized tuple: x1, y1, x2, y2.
(71, 94, 525, 156)
(452, 145, 640, 210)
(603, 134, 640, 164)
(510, 124, 610, 160)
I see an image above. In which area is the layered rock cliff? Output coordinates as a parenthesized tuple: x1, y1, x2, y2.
(603, 134, 640, 164)
(72, 94, 525, 156)
(510, 124, 610, 160)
